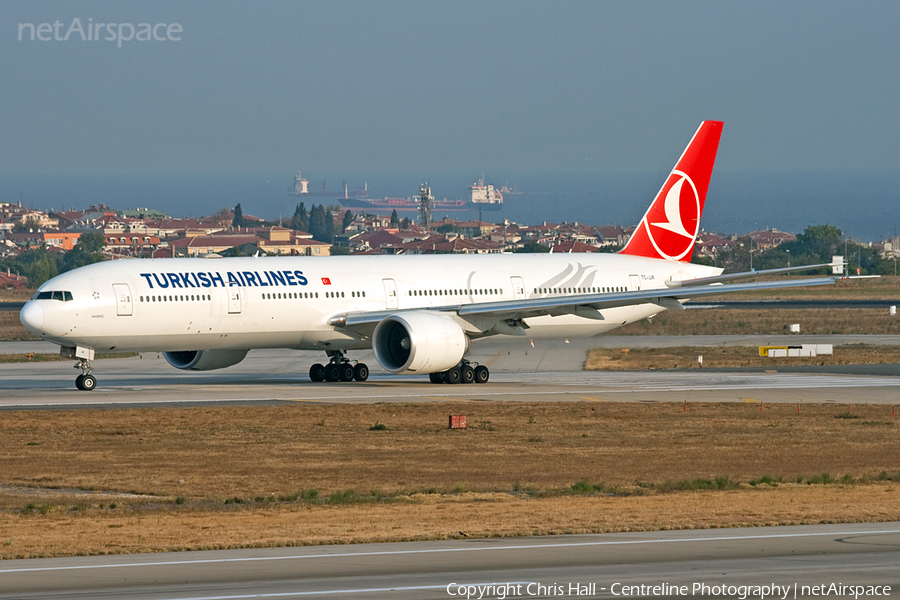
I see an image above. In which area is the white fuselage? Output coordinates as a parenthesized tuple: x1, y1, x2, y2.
(22, 253, 720, 354)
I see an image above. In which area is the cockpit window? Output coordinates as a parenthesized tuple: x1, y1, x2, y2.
(33, 291, 73, 302)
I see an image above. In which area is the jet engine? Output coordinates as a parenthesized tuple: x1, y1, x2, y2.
(163, 349, 249, 371)
(372, 312, 468, 374)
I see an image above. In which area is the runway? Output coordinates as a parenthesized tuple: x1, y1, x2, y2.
(2, 337, 900, 408)
(1, 523, 898, 599)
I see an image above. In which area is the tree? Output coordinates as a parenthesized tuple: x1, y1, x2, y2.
(514, 241, 551, 253)
(390, 209, 399, 227)
(399, 217, 410, 229)
(308, 205, 326, 242)
(232, 203, 246, 229)
(291, 203, 309, 232)
(213, 208, 232, 229)
(12, 217, 42, 233)
(59, 232, 106, 273)
(15, 248, 59, 288)
(716, 235, 753, 273)
(308, 204, 336, 243)
(222, 243, 264, 257)
(342, 209, 355, 232)
(323, 208, 336, 242)
(748, 225, 844, 273)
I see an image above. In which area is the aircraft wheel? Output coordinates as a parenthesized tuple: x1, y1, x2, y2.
(429, 372, 444, 384)
(339, 363, 355, 382)
(460, 365, 475, 384)
(76, 374, 97, 391)
(353, 363, 369, 382)
(309, 363, 325, 382)
(324, 364, 341, 382)
(474, 365, 490, 384)
(445, 367, 462, 384)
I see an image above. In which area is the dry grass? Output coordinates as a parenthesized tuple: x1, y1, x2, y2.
(618, 308, 900, 336)
(0, 289, 32, 303)
(701, 275, 900, 300)
(1, 402, 899, 558)
(585, 345, 900, 370)
(0, 312, 38, 342)
(2, 486, 899, 558)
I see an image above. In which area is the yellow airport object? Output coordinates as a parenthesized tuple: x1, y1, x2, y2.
(759, 346, 788, 357)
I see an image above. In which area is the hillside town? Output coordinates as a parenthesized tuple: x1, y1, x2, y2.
(1, 199, 898, 290)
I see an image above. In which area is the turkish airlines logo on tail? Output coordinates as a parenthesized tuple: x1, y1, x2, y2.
(643, 170, 700, 261)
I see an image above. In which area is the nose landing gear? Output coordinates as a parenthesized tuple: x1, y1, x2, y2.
(74, 358, 97, 391)
(309, 350, 369, 383)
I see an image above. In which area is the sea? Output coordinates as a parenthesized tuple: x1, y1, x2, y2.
(1, 169, 898, 242)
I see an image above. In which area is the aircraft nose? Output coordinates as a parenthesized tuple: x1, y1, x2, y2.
(20, 301, 44, 334)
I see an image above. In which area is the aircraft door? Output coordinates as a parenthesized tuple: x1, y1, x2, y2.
(628, 274, 642, 291)
(382, 278, 398, 309)
(228, 282, 243, 314)
(510, 276, 525, 300)
(112, 284, 133, 316)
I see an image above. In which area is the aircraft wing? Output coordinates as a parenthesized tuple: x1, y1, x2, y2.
(662, 261, 842, 287)
(329, 273, 838, 337)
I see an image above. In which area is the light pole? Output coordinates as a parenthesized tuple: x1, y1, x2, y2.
(786, 249, 790, 268)
(749, 238, 754, 271)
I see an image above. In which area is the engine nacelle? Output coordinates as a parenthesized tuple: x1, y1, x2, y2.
(163, 349, 249, 371)
(372, 312, 468, 374)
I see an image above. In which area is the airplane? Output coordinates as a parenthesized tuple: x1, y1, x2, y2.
(19, 121, 842, 391)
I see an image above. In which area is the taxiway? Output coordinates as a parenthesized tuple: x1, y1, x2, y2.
(2, 336, 900, 408)
(1, 523, 898, 599)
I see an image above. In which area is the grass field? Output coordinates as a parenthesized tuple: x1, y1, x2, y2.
(702, 275, 900, 300)
(617, 307, 900, 336)
(1, 402, 899, 558)
(585, 345, 900, 370)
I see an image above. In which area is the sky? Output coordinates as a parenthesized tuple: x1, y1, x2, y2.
(3, 0, 900, 178)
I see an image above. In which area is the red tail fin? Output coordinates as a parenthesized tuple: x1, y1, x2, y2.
(620, 121, 723, 262)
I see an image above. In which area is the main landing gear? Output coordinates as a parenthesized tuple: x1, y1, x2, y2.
(428, 360, 489, 385)
(309, 350, 369, 383)
(74, 357, 97, 391)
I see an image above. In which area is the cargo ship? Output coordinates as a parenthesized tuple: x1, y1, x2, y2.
(289, 171, 369, 198)
(337, 176, 503, 212)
